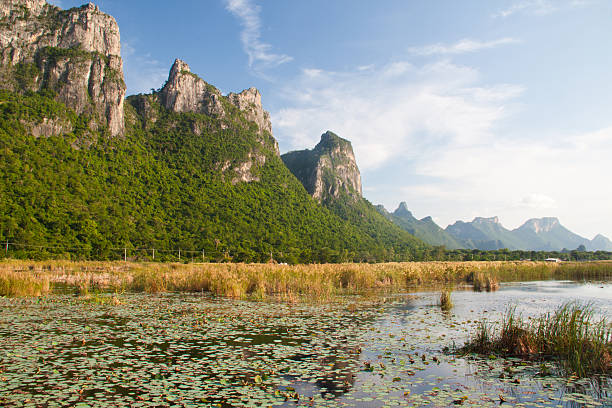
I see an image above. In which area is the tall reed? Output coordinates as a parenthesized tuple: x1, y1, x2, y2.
(0, 260, 611, 299)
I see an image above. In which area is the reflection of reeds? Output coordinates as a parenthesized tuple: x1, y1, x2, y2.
(469, 271, 500, 292)
(439, 289, 453, 311)
(0, 260, 611, 299)
(462, 303, 612, 377)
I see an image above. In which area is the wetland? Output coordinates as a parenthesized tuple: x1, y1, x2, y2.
(0, 271, 610, 407)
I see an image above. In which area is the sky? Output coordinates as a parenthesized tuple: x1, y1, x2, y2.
(53, 0, 612, 240)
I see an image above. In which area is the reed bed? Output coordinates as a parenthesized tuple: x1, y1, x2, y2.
(462, 303, 612, 377)
(0, 260, 610, 299)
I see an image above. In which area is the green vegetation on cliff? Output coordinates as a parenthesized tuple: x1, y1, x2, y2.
(0, 89, 426, 263)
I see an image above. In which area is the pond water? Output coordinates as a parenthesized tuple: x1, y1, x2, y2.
(0, 281, 610, 407)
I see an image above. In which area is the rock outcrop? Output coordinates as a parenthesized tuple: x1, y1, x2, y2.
(227, 87, 272, 136)
(159, 59, 278, 154)
(160, 59, 225, 117)
(518, 217, 560, 234)
(0, 0, 126, 137)
(282, 131, 362, 203)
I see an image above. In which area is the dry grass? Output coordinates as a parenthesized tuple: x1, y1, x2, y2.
(0, 260, 610, 299)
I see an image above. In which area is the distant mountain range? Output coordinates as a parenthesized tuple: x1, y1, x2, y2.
(378, 203, 612, 252)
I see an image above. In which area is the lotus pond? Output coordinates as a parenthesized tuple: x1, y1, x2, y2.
(0, 281, 610, 407)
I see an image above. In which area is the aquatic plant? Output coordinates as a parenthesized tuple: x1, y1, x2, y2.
(461, 303, 612, 377)
(439, 289, 453, 311)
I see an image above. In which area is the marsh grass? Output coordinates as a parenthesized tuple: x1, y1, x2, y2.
(439, 289, 453, 311)
(0, 271, 51, 297)
(462, 303, 612, 377)
(0, 260, 611, 300)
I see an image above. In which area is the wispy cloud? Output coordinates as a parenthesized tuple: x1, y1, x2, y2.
(121, 42, 169, 95)
(408, 38, 519, 56)
(493, 0, 592, 18)
(272, 60, 523, 170)
(271, 59, 612, 238)
(224, 0, 292, 74)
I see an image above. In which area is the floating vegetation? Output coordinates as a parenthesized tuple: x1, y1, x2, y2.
(1, 260, 611, 298)
(461, 302, 612, 377)
(0, 286, 610, 407)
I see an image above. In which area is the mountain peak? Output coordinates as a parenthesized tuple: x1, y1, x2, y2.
(393, 202, 414, 219)
(281, 131, 362, 203)
(227, 87, 273, 137)
(316, 131, 352, 151)
(473, 216, 500, 225)
(169, 59, 192, 77)
(0, 0, 125, 136)
(520, 217, 560, 233)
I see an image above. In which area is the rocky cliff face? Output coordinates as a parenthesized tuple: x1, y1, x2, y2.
(160, 59, 278, 154)
(160, 59, 225, 117)
(519, 217, 560, 234)
(129, 59, 281, 185)
(0, 0, 126, 137)
(281, 131, 362, 203)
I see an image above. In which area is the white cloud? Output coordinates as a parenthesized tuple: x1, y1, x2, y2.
(271, 57, 612, 239)
(408, 38, 519, 56)
(224, 0, 293, 74)
(493, 0, 592, 18)
(272, 60, 523, 170)
(122, 42, 169, 95)
(517, 194, 557, 210)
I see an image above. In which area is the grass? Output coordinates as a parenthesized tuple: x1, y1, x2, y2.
(439, 289, 453, 311)
(461, 303, 612, 377)
(0, 260, 611, 300)
(0, 271, 51, 297)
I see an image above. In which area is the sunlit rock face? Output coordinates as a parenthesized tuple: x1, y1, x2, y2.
(0, 0, 126, 137)
(282, 131, 362, 203)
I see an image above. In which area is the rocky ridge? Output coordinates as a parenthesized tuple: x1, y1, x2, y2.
(160, 59, 277, 151)
(0, 0, 125, 137)
(154, 59, 279, 184)
(281, 131, 362, 203)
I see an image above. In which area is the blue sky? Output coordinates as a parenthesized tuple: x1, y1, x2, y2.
(54, 0, 612, 239)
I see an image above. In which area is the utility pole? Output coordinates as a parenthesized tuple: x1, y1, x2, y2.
(152, 248, 155, 261)
(5, 241, 8, 256)
(178, 249, 181, 261)
(202, 249, 205, 262)
(124, 247, 127, 262)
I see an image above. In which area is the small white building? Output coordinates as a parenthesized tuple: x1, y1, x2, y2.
(545, 258, 562, 263)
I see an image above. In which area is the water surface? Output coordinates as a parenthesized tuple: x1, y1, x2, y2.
(0, 281, 610, 407)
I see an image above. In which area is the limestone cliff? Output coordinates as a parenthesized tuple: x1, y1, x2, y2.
(281, 131, 362, 203)
(130, 59, 281, 185)
(159, 59, 278, 154)
(0, 0, 126, 137)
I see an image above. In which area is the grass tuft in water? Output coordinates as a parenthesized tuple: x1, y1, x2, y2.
(462, 302, 612, 377)
(439, 289, 453, 311)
